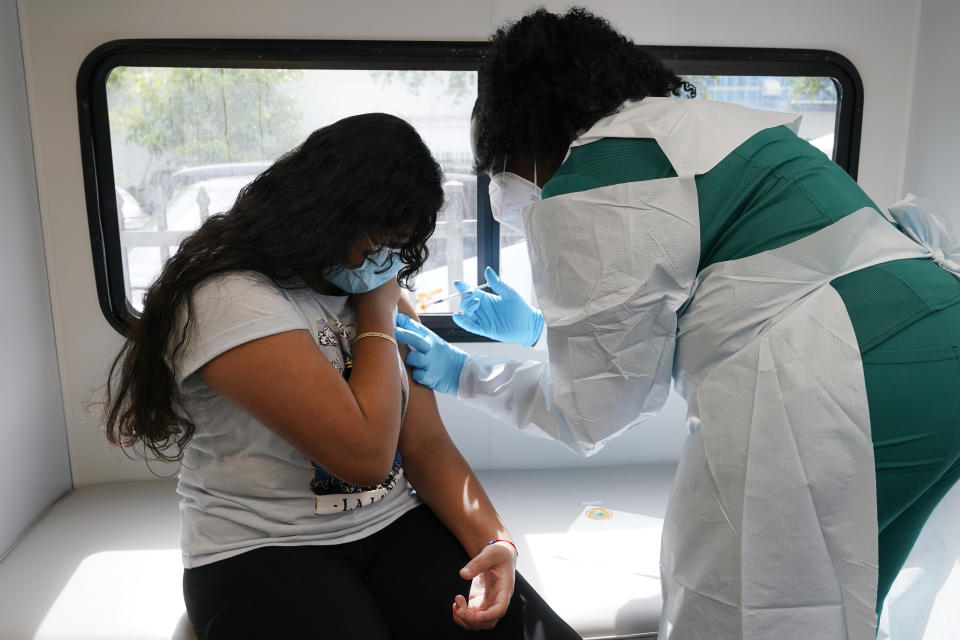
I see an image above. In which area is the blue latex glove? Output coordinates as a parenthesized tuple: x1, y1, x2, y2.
(452, 266, 544, 347)
(395, 313, 468, 396)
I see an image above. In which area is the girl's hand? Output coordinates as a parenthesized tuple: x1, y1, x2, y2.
(452, 541, 518, 631)
(353, 277, 401, 318)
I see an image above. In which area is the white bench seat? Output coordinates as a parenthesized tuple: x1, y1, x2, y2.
(0, 465, 677, 639)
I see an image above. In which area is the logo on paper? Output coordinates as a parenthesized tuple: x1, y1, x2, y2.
(585, 507, 613, 520)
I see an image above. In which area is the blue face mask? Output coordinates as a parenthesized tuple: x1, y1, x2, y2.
(325, 250, 404, 293)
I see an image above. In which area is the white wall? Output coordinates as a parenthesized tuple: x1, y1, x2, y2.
(0, 0, 71, 558)
(17, 0, 924, 485)
(902, 0, 960, 226)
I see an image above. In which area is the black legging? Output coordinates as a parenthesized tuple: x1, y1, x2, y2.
(183, 505, 582, 639)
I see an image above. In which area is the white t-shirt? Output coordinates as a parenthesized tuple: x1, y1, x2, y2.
(175, 271, 420, 568)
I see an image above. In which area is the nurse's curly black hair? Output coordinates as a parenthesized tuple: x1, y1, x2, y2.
(104, 113, 443, 464)
(473, 7, 695, 173)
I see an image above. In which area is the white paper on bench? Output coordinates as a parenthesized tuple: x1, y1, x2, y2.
(525, 507, 663, 636)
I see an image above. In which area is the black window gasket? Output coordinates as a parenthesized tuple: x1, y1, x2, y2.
(78, 40, 863, 339)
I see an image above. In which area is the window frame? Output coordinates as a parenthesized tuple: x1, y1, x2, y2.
(643, 46, 863, 175)
(78, 40, 863, 339)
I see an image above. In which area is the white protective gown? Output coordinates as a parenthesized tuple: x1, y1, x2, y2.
(456, 98, 939, 639)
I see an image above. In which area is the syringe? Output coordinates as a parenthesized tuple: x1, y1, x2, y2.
(420, 282, 493, 308)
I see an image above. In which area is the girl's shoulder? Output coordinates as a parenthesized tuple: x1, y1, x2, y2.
(190, 270, 351, 332)
(193, 270, 279, 300)
(185, 270, 301, 338)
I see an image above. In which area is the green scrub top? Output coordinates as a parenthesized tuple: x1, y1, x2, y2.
(543, 124, 960, 613)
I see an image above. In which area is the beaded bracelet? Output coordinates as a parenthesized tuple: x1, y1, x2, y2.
(354, 331, 397, 346)
(488, 539, 518, 557)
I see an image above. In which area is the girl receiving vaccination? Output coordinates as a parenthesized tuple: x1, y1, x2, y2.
(104, 113, 580, 640)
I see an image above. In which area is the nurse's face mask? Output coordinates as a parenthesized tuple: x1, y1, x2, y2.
(325, 233, 404, 293)
(488, 160, 541, 236)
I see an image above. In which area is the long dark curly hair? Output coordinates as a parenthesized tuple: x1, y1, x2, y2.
(473, 7, 694, 173)
(104, 113, 443, 463)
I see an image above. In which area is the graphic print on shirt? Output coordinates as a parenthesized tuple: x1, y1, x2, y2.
(311, 316, 408, 515)
(315, 317, 353, 376)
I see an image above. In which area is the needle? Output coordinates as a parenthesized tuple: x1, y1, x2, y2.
(420, 282, 493, 308)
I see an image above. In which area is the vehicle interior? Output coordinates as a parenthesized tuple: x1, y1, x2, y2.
(1, 1, 958, 638)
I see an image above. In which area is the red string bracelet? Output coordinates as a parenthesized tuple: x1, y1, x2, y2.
(488, 539, 518, 557)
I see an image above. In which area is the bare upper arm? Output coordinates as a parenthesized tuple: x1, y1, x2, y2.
(394, 296, 453, 458)
(397, 291, 419, 321)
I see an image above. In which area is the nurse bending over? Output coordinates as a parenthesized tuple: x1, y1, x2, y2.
(396, 8, 960, 639)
